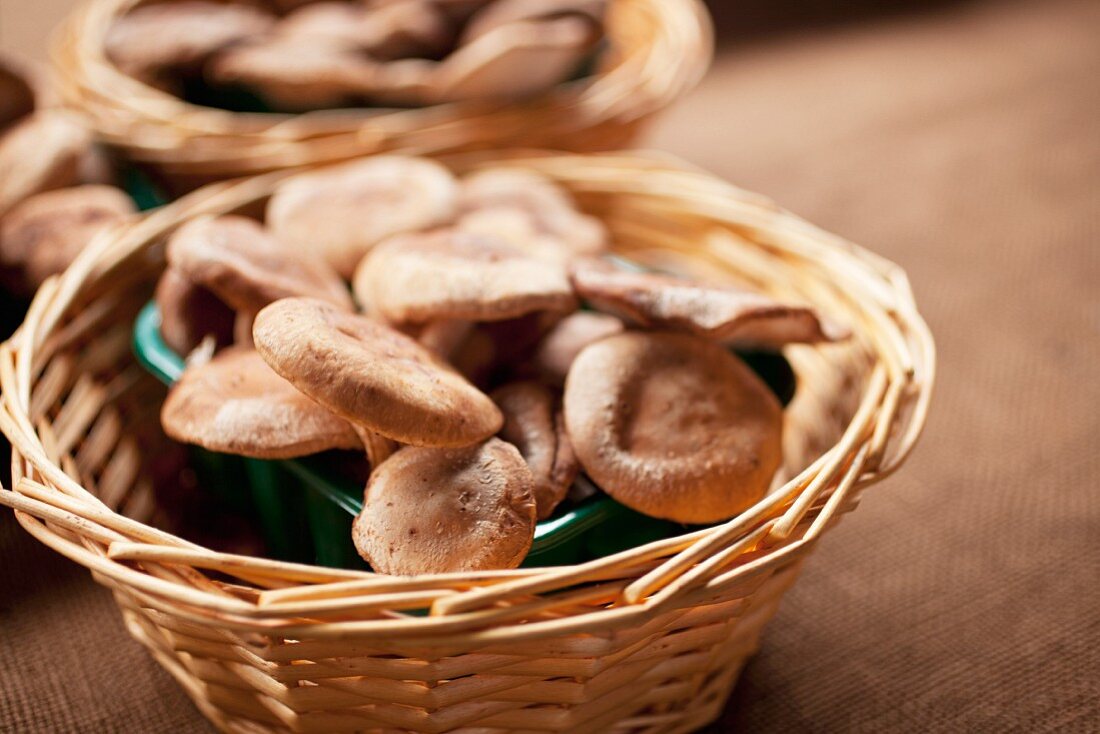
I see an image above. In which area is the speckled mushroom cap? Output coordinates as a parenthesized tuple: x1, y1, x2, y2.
(0, 185, 134, 290)
(351, 438, 537, 574)
(353, 229, 576, 323)
(533, 310, 624, 382)
(461, 0, 605, 44)
(105, 1, 275, 85)
(278, 1, 453, 60)
(564, 331, 783, 524)
(492, 381, 578, 519)
(166, 215, 352, 313)
(267, 157, 459, 278)
(0, 112, 91, 211)
(207, 38, 382, 111)
(253, 297, 502, 447)
(431, 16, 597, 102)
(161, 346, 360, 459)
(570, 261, 846, 349)
(155, 269, 235, 356)
(457, 168, 607, 260)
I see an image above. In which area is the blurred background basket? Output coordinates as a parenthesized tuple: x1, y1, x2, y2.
(0, 151, 932, 733)
(50, 0, 713, 194)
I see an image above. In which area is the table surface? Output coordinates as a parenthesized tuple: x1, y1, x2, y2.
(2, 0, 1099, 731)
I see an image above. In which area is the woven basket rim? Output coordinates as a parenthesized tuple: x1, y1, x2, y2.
(49, 0, 714, 175)
(0, 150, 934, 642)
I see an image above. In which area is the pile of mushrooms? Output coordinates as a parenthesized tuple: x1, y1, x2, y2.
(157, 155, 845, 575)
(107, 0, 605, 111)
(0, 57, 136, 296)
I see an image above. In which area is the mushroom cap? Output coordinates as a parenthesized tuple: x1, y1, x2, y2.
(0, 111, 91, 213)
(462, 0, 604, 45)
(267, 156, 459, 278)
(431, 16, 596, 102)
(161, 346, 360, 459)
(353, 229, 576, 323)
(207, 38, 381, 111)
(458, 168, 607, 259)
(352, 438, 537, 574)
(570, 261, 846, 349)
(450, 310, 564, 386)
(155, 268, 235, 356)
(253, 297, 502, 447)
(279, 1, 453, 60)
(563, 331, 783, 524)
(166, 215, 352, 314)
(492, 381, 578, 519)
(533, 310, 624, 383)
(106, 1, 275, 82)
(0, 56, 35, 130)
(0, 185, 134, 290)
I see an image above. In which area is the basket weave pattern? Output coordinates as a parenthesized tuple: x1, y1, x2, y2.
(50, 0, 713, 190)
(0, 153, 933, 733)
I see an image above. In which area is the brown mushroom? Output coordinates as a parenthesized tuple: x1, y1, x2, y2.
(457, 167, 606, 259)
(161, 346, 360, 459)
(106, 1, 275, 85)
(533, 310, 623, 382)
(351, 438, 537, 574)
(563, 331, 783, 524)
(430, 16, 597, 102)
(492, 381, 578, 519)
(0, 185, 135, 291)
(0, 111, 91, 214)
(166, 215, 352, 314)
(381, 0, 493, 25)
(0, 56, 35, 130)
(353, 229, 576, 323)
(278, 1, 453, 60)
(207, 37, 384, 111)
(570, 261, 847, 349)
(253, 297, 502, 447)
(461, 0, 604, 45)
(155, 268, 236, 356)
(267, 157, 459, 278)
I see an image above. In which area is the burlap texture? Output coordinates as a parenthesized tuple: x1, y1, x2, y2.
(3, 0, 1099, 730)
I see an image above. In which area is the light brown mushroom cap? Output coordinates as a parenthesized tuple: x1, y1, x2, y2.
(461, 0, 604, 45)
(155, 268, 236, 356)
(378, 0, 493, 24)
(161, 346, 360, 459)
(352, 438, 537, 574)
(563, 331, 783, 524)
(0, 111, 91, 214)
(0, 56, 35, 130)
(0, 185, 134, 290)
(267, 156, 459, 278)
(458, 168, 607, 258)
(533, 310, 623, 382)
(279, 1, 453, 60)
(570, 261, 847, 349)
(106, 1, 275, 83)
(430, 16, 596, 102)
(166, 215, 352, 314)
(207, 38, 380, 111)
(353, 229, 576, 324)
(253, 297, 502, 447)
(492, 381, 578, 519)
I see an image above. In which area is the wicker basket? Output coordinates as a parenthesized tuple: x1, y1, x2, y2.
(50, 0, 713, 193)
(0, 151, 934, 734)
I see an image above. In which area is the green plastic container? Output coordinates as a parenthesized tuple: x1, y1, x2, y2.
(134, 296, 796, 570)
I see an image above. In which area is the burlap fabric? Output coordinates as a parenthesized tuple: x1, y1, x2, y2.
(2, 0, 1098, 730)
